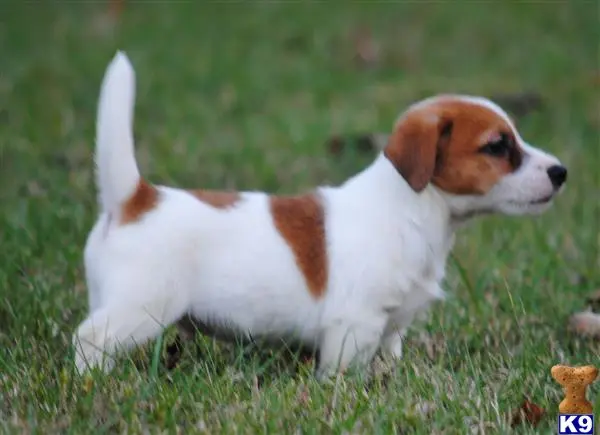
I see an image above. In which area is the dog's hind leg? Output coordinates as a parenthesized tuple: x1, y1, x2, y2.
(73, 296, 188, 374)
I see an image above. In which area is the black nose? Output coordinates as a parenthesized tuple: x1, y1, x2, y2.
(547, 165, 567, 188)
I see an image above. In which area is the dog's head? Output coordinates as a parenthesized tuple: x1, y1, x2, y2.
(384, 95, 567, 219)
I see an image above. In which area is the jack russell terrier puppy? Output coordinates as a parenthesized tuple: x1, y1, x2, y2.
(73, 52, 567, 379)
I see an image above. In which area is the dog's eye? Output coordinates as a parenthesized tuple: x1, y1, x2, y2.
(480, 134, 510, 157)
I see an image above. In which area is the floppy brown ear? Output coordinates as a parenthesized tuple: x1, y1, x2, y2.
(383, 111, 453, 192)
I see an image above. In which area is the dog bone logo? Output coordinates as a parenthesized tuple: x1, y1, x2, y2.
(551, 364, 598, 414)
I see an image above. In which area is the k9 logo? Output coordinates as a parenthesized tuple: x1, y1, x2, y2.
(558, 414, 594, 434)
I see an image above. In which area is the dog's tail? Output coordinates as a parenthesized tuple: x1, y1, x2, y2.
(95, 51, 140, 214)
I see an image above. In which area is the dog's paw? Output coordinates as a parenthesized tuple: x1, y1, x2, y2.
(73, 336, 115, 375)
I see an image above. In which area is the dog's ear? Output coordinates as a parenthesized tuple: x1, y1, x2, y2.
(383, 111, 453, 192)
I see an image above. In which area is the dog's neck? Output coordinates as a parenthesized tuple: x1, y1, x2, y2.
(362, 153, 450, 207)
(435, 190, 496, 231)
(355, 154, 492, 232)
(343, 154, 456, 240)
(339, 154, 461, 283)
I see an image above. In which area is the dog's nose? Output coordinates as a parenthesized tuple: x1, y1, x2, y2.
(547, 165, 567, 188)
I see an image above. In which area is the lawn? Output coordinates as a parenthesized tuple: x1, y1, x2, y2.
(0, 2, 598, 433)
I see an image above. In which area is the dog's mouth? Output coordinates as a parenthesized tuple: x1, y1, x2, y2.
(508, 194, 554, 207)
(529, 194, 554, 205)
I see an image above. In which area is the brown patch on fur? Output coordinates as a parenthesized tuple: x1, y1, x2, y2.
(121, 180, 159, 224)
(384, 96, 524, 195)
(270, 193, 328, 299)
(384, 111, 452, 192)
(188, 190, 241, 209)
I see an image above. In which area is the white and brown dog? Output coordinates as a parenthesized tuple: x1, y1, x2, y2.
(73, 52, 567, 378)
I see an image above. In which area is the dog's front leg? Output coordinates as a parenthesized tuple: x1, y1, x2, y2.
(380, 310, 413, 360)
(315, 314, 387, 381)
(380, 329, 405, 360)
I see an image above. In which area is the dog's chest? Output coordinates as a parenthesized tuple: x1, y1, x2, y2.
(376, 223, 454, 311)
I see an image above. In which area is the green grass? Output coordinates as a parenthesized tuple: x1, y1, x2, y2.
(0, 2, 598, 433)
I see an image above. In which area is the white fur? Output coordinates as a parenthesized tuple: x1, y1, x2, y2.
(73, 53, 565, 378)
(95, 52, 139, 214)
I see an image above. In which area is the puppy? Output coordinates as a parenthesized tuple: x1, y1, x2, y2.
(73, 52, 567, 378)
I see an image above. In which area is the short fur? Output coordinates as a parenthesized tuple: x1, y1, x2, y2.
(188, 190, 241, 209)
(73, 52, 567, 378)
(270, 193, 328, 298)
(121, 180, 159, 224)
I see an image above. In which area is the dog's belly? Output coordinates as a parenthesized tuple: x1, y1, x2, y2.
(186, 240, 323, 349)
(177, 313, 318, 353)
(184, 302, 321, 350)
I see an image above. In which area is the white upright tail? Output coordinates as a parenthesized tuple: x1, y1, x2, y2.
(95, 51, 140, 213)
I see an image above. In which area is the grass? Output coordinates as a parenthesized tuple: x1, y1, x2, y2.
(0, 2, 598, 433)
